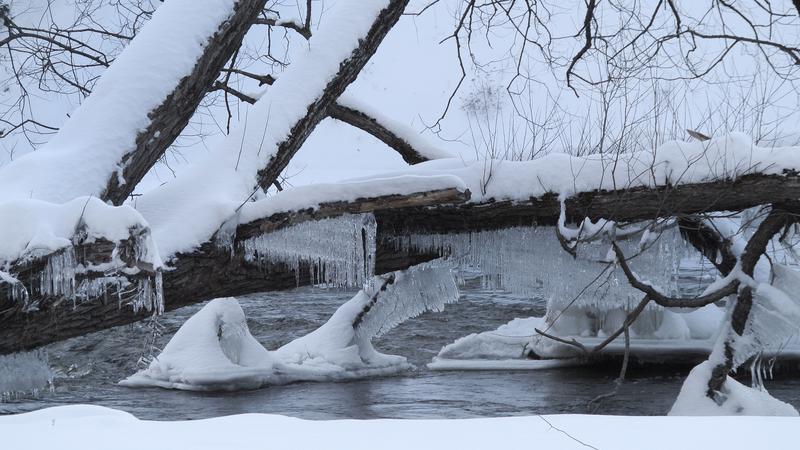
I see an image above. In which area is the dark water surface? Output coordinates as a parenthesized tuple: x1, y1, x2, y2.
(3, 280, 800, 420)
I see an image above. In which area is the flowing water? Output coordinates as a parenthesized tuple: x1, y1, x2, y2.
(3, 279, 800, 420)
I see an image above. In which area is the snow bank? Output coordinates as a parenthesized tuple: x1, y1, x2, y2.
(4, 404, 800, 450)
(122, 265, 459, 390)
(670, 361, 799, 416)
(0, 0, 237, 203)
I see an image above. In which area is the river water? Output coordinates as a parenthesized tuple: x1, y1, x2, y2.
(3, 279, 800, 420)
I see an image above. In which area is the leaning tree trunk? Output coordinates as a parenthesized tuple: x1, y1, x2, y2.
(102, 0, 268, 205)
(705, 203, 797, 398)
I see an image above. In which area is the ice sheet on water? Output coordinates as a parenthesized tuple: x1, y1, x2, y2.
(241, 213, 376, 288)
(0, 350, 53, 401)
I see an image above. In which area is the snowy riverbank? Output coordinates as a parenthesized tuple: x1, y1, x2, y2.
(2, 405, 798, 450)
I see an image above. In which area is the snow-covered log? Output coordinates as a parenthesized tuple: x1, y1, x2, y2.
(0, 0, 267, 205)
(0, 186, 462, 354)
(0, 198, 164, 353)
(374, 171, 800, 235)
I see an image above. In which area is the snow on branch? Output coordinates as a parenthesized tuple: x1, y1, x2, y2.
(329, 95, 453, 164)
(134, 0, 409, 263)
(0, 0, 267, 205)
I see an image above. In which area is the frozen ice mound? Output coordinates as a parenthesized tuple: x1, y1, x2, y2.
(119, 298, 274, 391)
(122, 265, 459, 390)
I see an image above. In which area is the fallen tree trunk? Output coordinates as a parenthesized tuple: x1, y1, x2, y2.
(0, 187, 463, 354)
(375, 172, 800, 234)
(4, 171, 800, 353)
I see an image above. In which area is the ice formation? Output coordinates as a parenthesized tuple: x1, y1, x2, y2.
(120, 298, 274, 391)
(433, 303, 727, 365)
(0, 197, 165, 313)
(395, 224, 687, 303)
(122, 264, 459, 390)
(669, 361, 799, 416)
(241, 213, 377, 288)
(731, 265, 800, 368)
(0, 350, 53, 401)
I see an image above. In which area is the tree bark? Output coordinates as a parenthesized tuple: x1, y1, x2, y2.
(328, 102, 432, 164)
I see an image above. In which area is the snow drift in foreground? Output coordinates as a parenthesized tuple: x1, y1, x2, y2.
(122, 265, 459, 390)
(4, 405, 800, 450)
(669, 361, 799, 416)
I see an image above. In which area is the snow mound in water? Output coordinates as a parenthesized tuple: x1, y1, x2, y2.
(274, 289, 412, 381)
(122, 266, 458, 390)
(120, 298, 274, 391)
(435, 317, 544, 360)
(669, 361, 799, 416)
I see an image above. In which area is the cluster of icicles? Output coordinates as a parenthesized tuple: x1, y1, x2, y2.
(240, 213, 377, 289)
(237, 213, 700, 319)
(392, 225, 691, 312)
(5, 245, 164, 315)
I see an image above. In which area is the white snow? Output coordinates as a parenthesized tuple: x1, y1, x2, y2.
(122, 264, 459, 390)
(0, 0, 237, 203)
(132, 0, 393, 260)
(120, 298, 274, 391)
(0, 197, 163, 308)
(0, 197, 157, 264)
(4, 404, 800, 450)
(670, 361, 799, 416)
(433, 303, 731, 366)
(354, 133, 800, 203)
(436, 317, 544, 360)
(336, 92, 455, 161)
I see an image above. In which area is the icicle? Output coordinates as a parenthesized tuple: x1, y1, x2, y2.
(395, 225, 687, 309)
(0, 349, 53, 402)
(0, 270, 29, 306)
(241, 213, 377, 288)
(39, 246, 77, 300)
(354, 263, 459, 342)
(130, 271, 165, 314)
